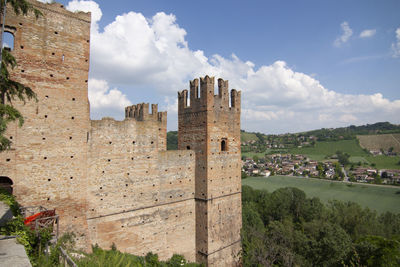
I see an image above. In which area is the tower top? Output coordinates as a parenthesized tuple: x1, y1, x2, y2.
(178, 76, 241, 113)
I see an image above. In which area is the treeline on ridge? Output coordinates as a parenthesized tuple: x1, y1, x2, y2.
(241, 121, 400, 143)
(242, 185, 400, 266)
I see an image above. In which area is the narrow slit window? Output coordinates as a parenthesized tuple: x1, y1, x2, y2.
(221, 138, 227, 151)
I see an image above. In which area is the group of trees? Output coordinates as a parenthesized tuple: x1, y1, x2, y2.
(242, 186, 400, 266)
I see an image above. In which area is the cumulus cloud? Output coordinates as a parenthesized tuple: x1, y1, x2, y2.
(66, 0, 102, 32)
(334, 21, 353, 47)
(88, 79, 131, 119)
(68, 1, 400, 133)
(391, 27, 400, 58)
(359, 29, 376, 38)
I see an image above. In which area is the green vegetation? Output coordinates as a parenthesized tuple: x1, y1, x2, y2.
(289, 139, 368, 158)
(167, 131, 178, 150)
(242, 176, 400, 213)
(0, 188, 52, 265)
(305, 122, 400, 141)
(1, 188, 200, 267)
(241, 151, 269, 159)
(240, 130, 259, 142)
(73, 245, 201, 267)
(242, 185, 400, 266)
(366, 155, 400, 170)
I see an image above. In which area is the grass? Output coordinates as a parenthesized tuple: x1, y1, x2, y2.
(242, 151, 270, 159)
(349, 156, 370, 164)
(289, 139, 368, 157)
(366, 155, 400, 169)
(243, 176, 400, 213)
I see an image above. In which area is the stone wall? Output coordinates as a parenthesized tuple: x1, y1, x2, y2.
(0, 1, 241, 265)
(178, 76, 242, 266)
(0, 0, 92, 249)
(87, 113, 196, 261)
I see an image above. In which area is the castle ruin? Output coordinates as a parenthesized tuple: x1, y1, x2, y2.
(0, 1, 241, 266)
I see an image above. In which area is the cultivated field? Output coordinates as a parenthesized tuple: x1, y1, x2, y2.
(242, 176, 400, 213)
(357, 134, 400, 152)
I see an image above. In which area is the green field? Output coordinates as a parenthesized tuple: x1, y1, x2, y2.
(242, 151, 271, 159)
(287, 139, 400, 169)
(243, 176, 400, 213)
(289, 139, 368, 157)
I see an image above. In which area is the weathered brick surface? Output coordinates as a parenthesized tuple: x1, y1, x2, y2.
(0, 0, 92, 249)
(178, 76, 242, 266)
(87, 114, 196, 261)
(0, 1, 241, 264)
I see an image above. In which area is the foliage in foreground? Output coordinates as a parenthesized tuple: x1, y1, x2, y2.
(74, 245, 202, 267)
(1, 187, 201, 266)
(0, 188, 52, 265)
(241, 185, 400, 266)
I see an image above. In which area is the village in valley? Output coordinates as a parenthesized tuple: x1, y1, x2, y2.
(242, 153, 400, 184)
(241, 124, 400, 185)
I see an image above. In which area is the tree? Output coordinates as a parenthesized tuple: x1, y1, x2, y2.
(0, 0, 41, 150)
(336, 150, 350, 166)
(252, 155, 259, 162)
(355, 235, 400, 267)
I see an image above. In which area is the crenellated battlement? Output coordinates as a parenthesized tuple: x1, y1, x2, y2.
(178, 76, 241, 113)
(125, 103, 167, 123)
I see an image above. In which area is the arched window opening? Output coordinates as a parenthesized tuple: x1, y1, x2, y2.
(186, 145, 190, 150)
(221, 138, 227, 151)
(3, 31, 15, 51)
(0, 176, 13, 194)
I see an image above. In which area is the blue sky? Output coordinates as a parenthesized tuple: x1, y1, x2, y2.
(38, 0, 400, 134)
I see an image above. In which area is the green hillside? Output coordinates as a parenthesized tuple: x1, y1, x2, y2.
(241, 131, 260, 142)
(289, 139, 368, 158)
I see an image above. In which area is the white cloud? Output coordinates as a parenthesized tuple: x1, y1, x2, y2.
(359, 29, 376, 38)
(88, 79, 131, 119)
(68, 1, 400, 133)
(66, 0, 102, 32)
(391, 27, 400, 58)
(334, 21, 353, 47)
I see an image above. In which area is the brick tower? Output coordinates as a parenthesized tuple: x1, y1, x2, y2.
(0, 1, 92, 248)
(178, 76, 242, 266)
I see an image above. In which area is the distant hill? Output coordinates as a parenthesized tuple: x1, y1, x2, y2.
(240, 131, 259, 142)
(241, 122, 400, 143)
(303, 122, 400, 141)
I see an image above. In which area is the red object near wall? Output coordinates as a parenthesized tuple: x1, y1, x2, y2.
(24, 210, 56, 230)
